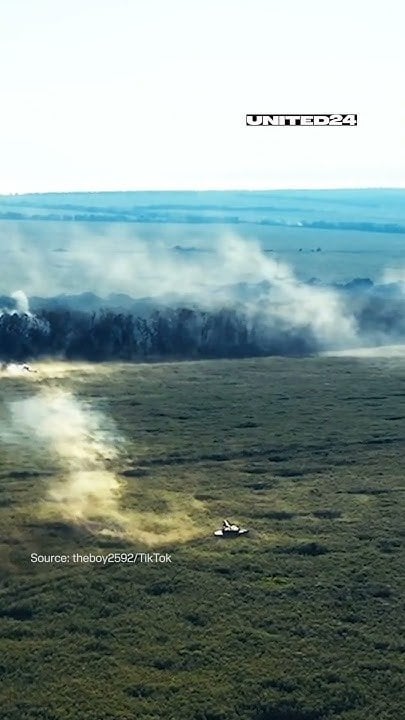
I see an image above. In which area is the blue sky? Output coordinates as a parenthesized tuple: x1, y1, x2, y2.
(1, 0, 404, 192)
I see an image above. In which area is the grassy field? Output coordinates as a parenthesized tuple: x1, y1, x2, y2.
(0, 356, 405, 720)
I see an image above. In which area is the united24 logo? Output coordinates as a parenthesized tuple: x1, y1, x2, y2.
(246, 114, 357, 126)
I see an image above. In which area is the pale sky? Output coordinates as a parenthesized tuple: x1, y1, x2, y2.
(1, 0, 404, 193)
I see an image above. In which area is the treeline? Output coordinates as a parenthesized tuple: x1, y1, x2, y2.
(0, 307, 317, 362)
(2, 211, 405, 233)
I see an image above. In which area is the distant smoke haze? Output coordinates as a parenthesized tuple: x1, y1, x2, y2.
(0, 232, 360, 351)
(2, 229, 405, 357)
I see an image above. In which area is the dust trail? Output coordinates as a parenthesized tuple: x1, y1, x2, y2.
(8, 387, 122, 521)
(6, 387, 204, 545)
(32, 360, 116, 381)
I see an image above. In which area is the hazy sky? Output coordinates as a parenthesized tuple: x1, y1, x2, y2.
(1, 0, 404, 192)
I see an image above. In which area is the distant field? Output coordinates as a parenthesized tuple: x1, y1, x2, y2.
(1, 357, 405, 720)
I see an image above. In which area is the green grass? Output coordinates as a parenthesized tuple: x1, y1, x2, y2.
(1, 356, 405, 719)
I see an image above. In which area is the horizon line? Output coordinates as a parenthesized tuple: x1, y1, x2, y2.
(1, 186, 405, 197)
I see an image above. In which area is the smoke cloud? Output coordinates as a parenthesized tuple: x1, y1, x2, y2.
(381, 268, 405, 286)
(217, 237, 357, 348)
(11, 290, 30, 315)
(1, 289, 31, 316)
(2, 231, 405, 359)
(0, 288, 50, 361)
(0, 234, 362, 355)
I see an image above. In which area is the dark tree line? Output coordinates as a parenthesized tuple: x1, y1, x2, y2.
(0, 307, 317, 362)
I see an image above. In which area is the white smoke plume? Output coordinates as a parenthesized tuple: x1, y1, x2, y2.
(216, 236, 357, 348)
(0, 288, 50, 356)
(0, 289, 31, 317)
(381, 268, 405, 285)
(380, 267, 405, 299)
(11, 289, 30, 315)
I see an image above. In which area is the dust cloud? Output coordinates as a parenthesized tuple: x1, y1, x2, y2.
(6, 385, 204, 546)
